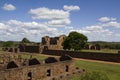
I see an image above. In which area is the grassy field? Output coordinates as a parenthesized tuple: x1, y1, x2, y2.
(72, 59, 120, 80)
(81, 49, 119, 54)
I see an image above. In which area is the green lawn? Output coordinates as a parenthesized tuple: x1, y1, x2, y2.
(81, 49, 118, 54)
(73, 60, 120, 80)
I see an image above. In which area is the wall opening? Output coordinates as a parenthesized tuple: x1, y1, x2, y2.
(47, 69, 51, 76)
(66, 65, 69, 72)
(28, 72, 32, 80)
(59, 55, 72, 61)
(29, 58, 40, 66)
(7, 61, 18, 69)
(45, 57, 58, 63)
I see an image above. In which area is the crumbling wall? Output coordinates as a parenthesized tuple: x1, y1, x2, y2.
(43, 50, 120, 62)
(0, 57, 81, 80)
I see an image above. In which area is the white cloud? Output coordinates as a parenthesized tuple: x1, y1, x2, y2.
(29, 7, 72, 27)
(99, 17, 116, 22)
(0, 23, 8, 30)
(2, 3, 16, 11)
(0, 20, 62, 41)
(63, 5, 80, 11)
(47, 19, 71, 27)
(29, 7, 69, 20)
(102, 21, 120, 28)
(70, 20, 120, 41)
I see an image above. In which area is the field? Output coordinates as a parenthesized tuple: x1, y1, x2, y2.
(73, 59, 120, 80)
(81, 49, 119, 54)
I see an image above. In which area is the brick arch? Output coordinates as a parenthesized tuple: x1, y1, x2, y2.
(29, 58, 40, 66)
(59, 55, 72, 61)
(45, 57, 58, 63)
(7, 61, 18, 69)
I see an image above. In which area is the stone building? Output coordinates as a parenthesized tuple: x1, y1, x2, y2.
(0, 55, 83, 80)
(41, 35, 66, 50)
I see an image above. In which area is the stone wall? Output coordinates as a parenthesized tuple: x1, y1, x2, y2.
(43, 50, 120, 62)
(2, 47, 19, 53)
(0, 58, 83, 80)
(18, 44, 40, 53)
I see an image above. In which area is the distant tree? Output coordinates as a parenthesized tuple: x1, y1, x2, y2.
(21, 37, 30, 43)
(2, 41, 14, 47)
(62, 31, 88, 51)
(95, 44, 101, 50)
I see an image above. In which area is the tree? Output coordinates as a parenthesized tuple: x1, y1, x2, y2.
(62, 31, 88, 51)
(21, 37, 30, 43)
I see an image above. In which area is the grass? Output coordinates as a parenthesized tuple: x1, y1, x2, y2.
(73, 60, 120, 80)
(81, 49, 118, 54)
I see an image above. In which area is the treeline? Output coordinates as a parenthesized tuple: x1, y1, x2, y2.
(89, 41, 120, 49)
(0, 38, 37, 47)
(0, 41, 19, 47)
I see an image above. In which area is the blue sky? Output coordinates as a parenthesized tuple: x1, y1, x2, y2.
(0, 0, 120, 42)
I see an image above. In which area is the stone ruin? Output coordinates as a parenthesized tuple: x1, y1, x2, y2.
(0, 54, 84, 80)
(84, 44, 101, 50)
(41, 35, 66, 50)
(2, 35, 66, 53)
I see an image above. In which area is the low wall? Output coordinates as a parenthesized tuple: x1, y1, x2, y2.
(25, 46, 40, 53)
(43, 50, 120, 62)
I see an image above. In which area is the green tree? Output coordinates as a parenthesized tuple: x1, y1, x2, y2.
(62, 37, 71, 50)
(62, 31, 88, 51)
(21, 37, 30, 43)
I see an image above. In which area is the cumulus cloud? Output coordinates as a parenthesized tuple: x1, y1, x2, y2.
(63, 5, 80, 11)
(29, 7, 69, 20)
(0, 20, 62, 41)
(47, 19, 71, 27)
(102, 21, 120, 28)
(7, 20, 58, 32)
(2, 3, 16, 11)
(99, 17, 116, 22)
(29, 7, 72, 27)
(0, 23, 9, 30)
(70, 17, 120, 41)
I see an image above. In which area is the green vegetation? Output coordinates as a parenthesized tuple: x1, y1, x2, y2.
(89, 41, 120, 49)
(81, 49, 118, 54)
(73, 60, 120, 80)
(21, 37, 31, 43)
(62, 31, 88, 51)
(70, 71, 109, 80)
(1, 41, 19, 47)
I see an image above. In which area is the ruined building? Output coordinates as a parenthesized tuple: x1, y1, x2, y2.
(0, 54, 84, 80)
(41, 35, 66, 50)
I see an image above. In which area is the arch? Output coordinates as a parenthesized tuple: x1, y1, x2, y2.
(7, 61, 18, 69)
(45, 57, 58, 63)
(29, 58, 40, 66)
(59, 55, 72, 61)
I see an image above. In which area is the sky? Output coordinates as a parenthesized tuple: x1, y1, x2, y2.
(0, 0, 120, 42)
